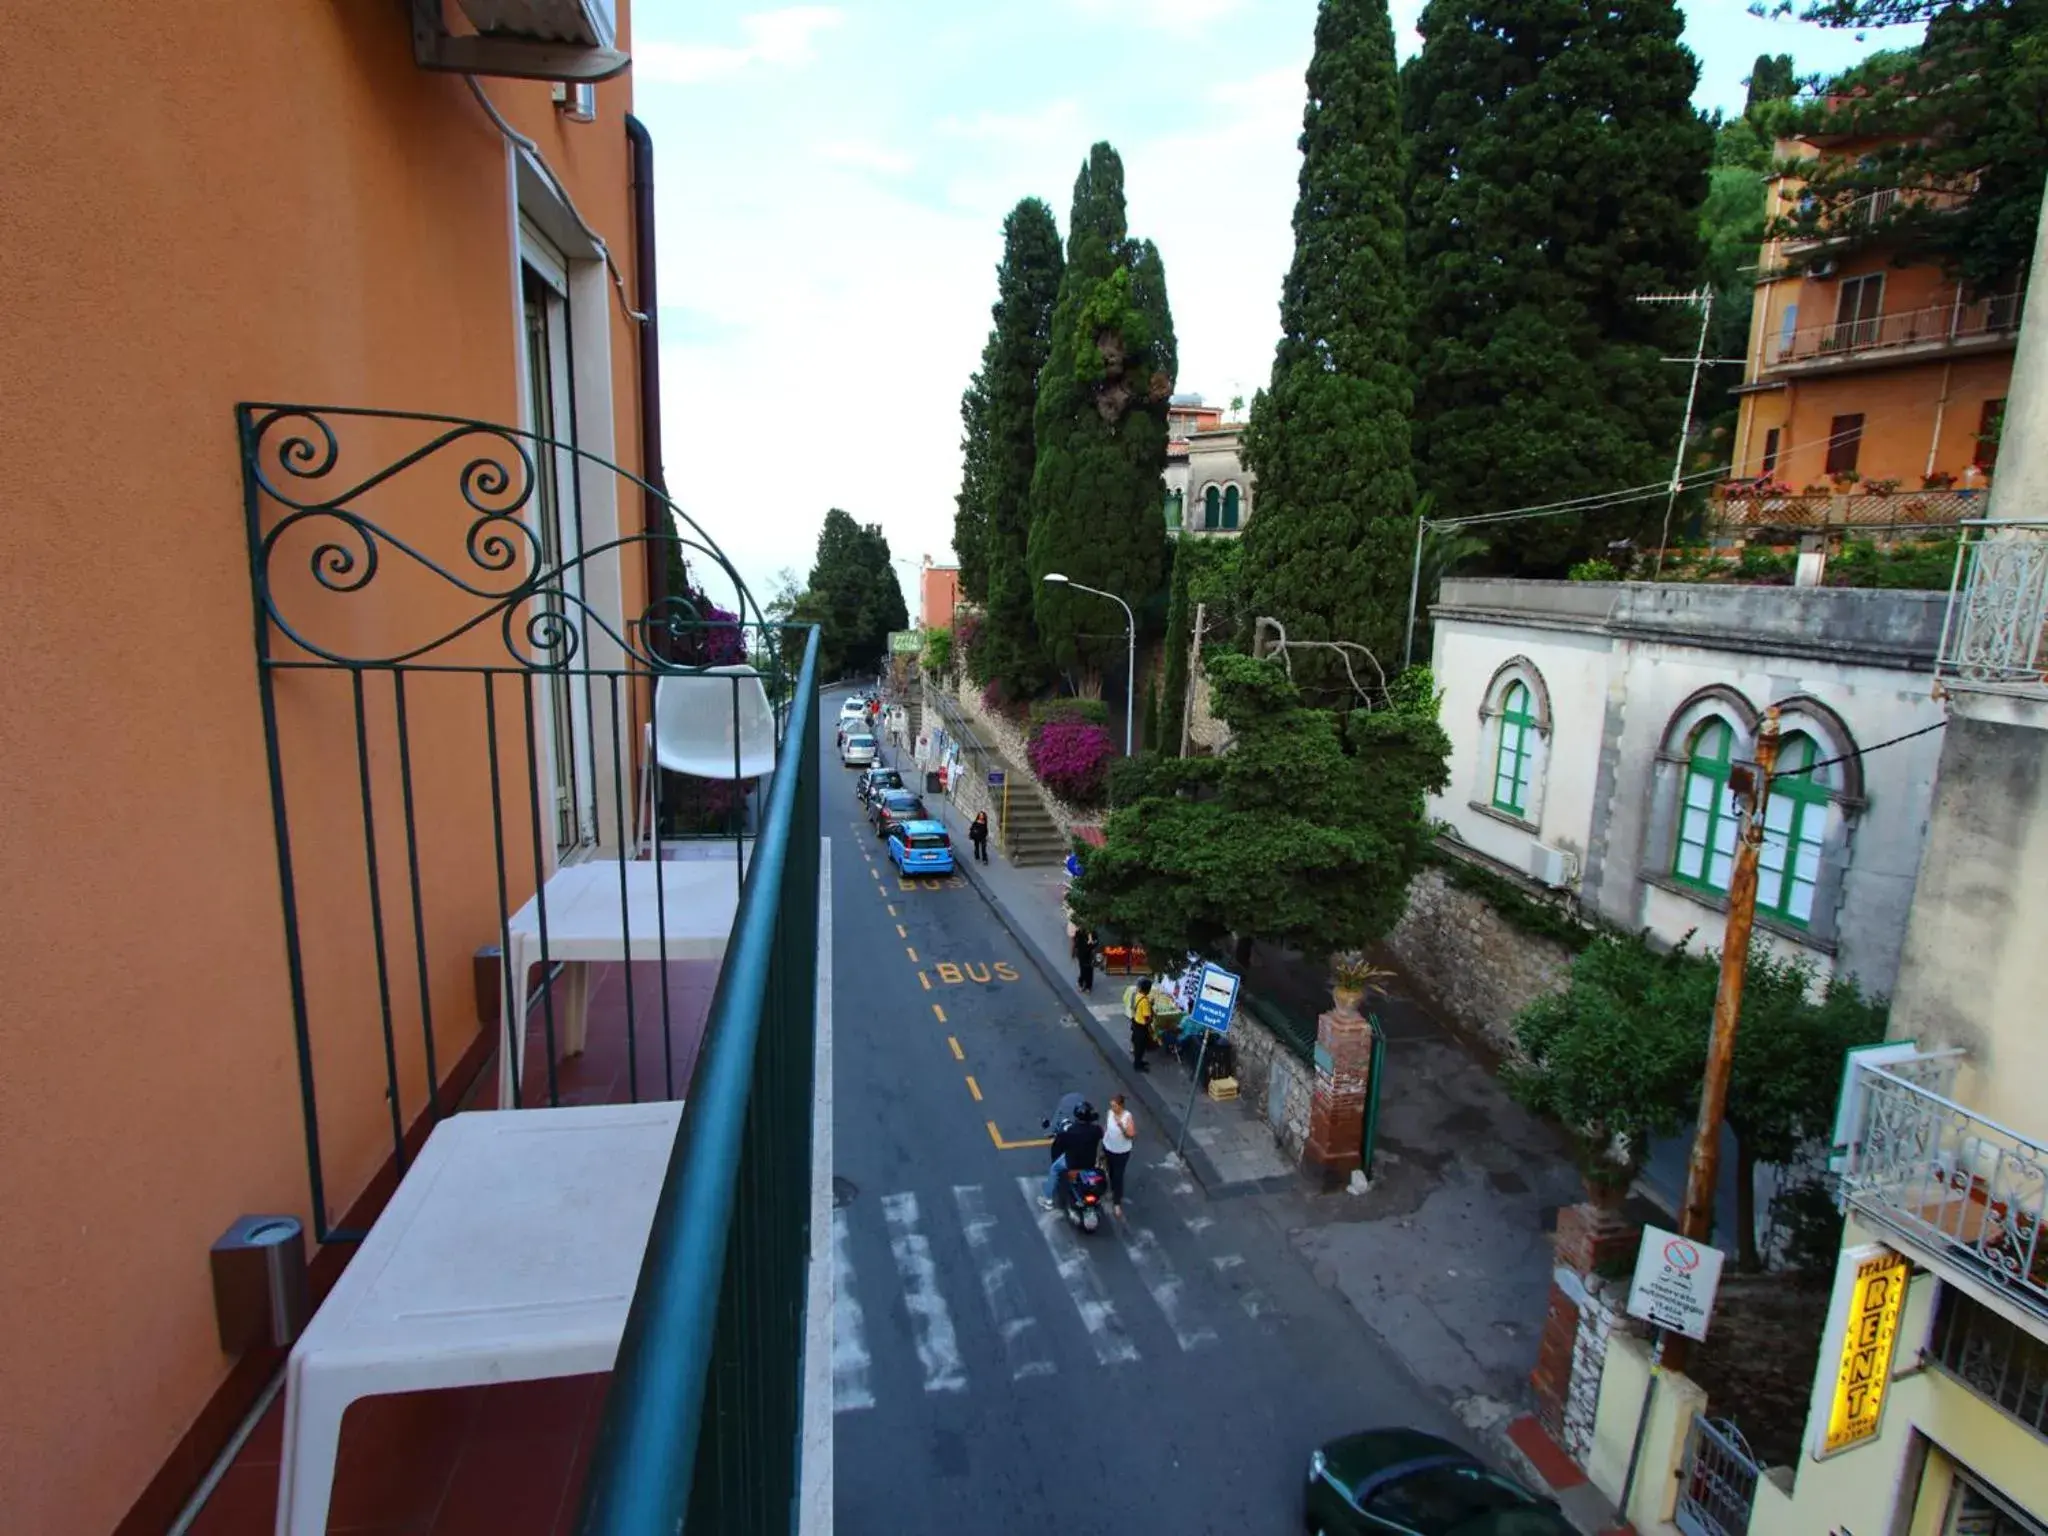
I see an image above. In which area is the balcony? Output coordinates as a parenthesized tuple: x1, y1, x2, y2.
(182, 406, 826, 1534)
(1762, 293, 2021, 375)
(1936, 521, 2048, 697)
(1839, 1052, 2048, 1329)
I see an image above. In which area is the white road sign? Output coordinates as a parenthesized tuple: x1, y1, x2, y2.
(1625, 1224, 1725, 1343)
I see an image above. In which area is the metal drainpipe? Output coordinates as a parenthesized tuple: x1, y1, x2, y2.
(626, 113, 670, 657)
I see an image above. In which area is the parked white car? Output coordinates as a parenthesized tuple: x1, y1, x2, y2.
(842, 732, 877, 768)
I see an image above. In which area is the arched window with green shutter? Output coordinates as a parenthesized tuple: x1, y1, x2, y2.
(1492, 682, 1535, 815)
(1202, 485, 1221, 529)
(1164, 489, 1183, 530)
(1759, 734, 1829, 924)
(1674, 719, 1739, 893)
(1223, 484, 1241, 530)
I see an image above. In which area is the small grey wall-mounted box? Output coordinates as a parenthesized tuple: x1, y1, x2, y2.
(210, 1215, 309, 1354)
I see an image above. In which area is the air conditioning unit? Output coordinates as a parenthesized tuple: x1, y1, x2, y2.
(1528, 842, 1572, 890)
(460, 0, 616, 48)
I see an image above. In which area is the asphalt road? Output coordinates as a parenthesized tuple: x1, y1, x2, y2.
(824, 689, 1468, 1536)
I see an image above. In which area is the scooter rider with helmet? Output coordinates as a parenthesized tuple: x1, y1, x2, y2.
(1039, 1100, 1104, 1210)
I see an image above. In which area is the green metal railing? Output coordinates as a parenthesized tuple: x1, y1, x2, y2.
(577, 626, 820, 1533)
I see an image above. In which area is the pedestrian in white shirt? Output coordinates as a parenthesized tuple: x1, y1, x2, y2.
(1102, 1094, 1136, 1217)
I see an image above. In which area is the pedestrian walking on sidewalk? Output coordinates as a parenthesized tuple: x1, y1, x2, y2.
(969, 810, 990, 863)
(1073, 927, 1096, 993)
(1125, 977, 1155, 1071)
(1102, 1093, 1135, 1216)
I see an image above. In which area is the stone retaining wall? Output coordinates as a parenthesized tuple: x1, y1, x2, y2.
(951, 679, 1097, 835)
(1382, 862, 1575, 1055)
(1225, 1004, 1314, 1161)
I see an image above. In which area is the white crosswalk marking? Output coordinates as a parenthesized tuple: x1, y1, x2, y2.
(952, 1184, 1055, 1381)
(832, 1208, 874, 1412)
(881, 1192, 967, 1394)
(1016, 1176, 1139, 1365)
(1208, 1253, 1271, 1320)
(1125, 1227, 1219, 1352)
(1183, 1215, 1215, 1235)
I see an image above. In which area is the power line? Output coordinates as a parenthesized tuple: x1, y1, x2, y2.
(1771, 718, 1948, 783)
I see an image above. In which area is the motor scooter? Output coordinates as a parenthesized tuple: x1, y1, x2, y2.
(1041, 1093, 1109, 1234)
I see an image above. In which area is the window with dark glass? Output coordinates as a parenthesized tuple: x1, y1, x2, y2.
(1760, 427, 1780, 477)
(1825, 414, 1865, 477)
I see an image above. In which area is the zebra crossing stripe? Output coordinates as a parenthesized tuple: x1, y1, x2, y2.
(1125, 1227, 1219, 1352)
(881, 1192, 967, 1394)
(953, 1184, 1055, 1381)
(831, 1208, 874, 1412)
(1015, 1176, 1139, 1365)
(1207, 1253, 1271, 1320)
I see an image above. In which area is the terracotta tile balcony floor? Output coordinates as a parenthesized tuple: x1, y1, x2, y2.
(188, 956, 719, 1535)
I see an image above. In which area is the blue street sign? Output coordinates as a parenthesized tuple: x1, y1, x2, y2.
(1190, 962, 1240, 1034)
(988, 770, 1006, 786)
(1064, 852, 1083, 880)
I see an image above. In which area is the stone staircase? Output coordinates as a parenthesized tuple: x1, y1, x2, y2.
(995, 771, 1067, 866)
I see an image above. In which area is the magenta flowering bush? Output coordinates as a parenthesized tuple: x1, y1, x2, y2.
(1027, 719, 1113, 805)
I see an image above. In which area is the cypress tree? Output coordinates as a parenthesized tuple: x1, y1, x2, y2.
(1405, 0, 1712, 572)
(966, 198, 1066, 694)
(1238, 0, 1416, 687)
(1027, 144, 1177, 688)
(953, 355, 993, 604)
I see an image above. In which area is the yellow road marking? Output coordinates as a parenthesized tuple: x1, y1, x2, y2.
(986, 1120, 1053, 1151)
(919, 971, 931, 991)
(932, 1004, 946, 1023)
(896, 924, 907, 939)
(947, 1036, 964, 1060)
(966, 1075, 983, 1102)
(906, 946, 919, 963)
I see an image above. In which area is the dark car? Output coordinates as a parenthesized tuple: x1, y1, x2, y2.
(871, 788, 928, 838)
(1305, 1430, 1576, 1536)
(856, 766, 903, 806)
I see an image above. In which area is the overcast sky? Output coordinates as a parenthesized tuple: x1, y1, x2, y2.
(628, 0, 1923, 617)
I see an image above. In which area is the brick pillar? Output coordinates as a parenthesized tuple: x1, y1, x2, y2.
(1553, 1202, 1643, 1278)
(1530, 1281, 1580, 1441)
(1303, 1007, 1373, 1190)
(1531, 1201, 1643, 1445)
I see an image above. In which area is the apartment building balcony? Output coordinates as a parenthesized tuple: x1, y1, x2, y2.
(1761, 293, 2021, 378)
(1838, 1050, 2048, 1333)
(175, 406, 828, 1535)
(1936, 519, 2048, 698)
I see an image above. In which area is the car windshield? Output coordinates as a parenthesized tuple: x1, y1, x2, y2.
(1369, 1467, 1542, 1533)
(908, 833, 949, 849)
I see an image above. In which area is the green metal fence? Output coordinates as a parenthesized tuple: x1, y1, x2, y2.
(577, 627, 821, 1533)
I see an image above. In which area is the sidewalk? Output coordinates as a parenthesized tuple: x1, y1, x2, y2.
(922, 786, 1296, 1197)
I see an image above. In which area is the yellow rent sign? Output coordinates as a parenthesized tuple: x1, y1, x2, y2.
(1823, 1248, 1910, 1455)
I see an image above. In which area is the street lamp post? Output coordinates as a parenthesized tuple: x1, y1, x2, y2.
(1041, 572, 1135, 757)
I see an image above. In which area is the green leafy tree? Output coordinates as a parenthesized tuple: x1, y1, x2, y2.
(1506, 933, 1887, 1263)
(962, 198, 1067, 696)
(1772, 1, 2048, 293)
(1404, 0, 1713, 572)
(1069, 654, 1450, 973)
(1746, 51, 1799, 113)
(800, 508, 908, 678)
(1239, 0, 1417, 689)
(1027, 144, 1177, 689)
(953, 360, 993, 603)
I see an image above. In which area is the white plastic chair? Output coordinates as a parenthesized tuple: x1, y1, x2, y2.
(637, 666, 777, 855)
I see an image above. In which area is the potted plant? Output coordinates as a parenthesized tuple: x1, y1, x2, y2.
(1922, 470, 1957, 490)
(1330, 950, 1393, 1014)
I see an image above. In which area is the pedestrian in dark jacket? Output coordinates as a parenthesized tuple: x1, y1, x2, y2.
(969, 811, 990, 862)
(1072, 928, 1096, 993)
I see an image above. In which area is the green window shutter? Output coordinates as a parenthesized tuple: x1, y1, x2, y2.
(1203, 485, 1221, 529)
(1674, 719, 1737, 893)
(1758, 734, 1828, 924)
(1223, 484, 1241, 530)
(1165, 489, 1183, 529)
(1491, 681, 1535, 815)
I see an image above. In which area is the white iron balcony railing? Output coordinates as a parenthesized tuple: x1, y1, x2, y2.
(1839, 1054, 2048, 1325)
(1763, 293, 2021, 368)
(1936, 521, 2048, 695)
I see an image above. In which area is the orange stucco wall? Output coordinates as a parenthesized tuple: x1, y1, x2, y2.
(1733, 351, 2011, 489)
(0, 4, 644, 1528)
(922, 565, 962, 631)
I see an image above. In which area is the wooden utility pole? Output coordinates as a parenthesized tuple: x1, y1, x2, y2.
(1663, 706, 1780, 1373)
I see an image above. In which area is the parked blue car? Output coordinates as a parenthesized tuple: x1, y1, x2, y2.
(886, 819, 955, 876)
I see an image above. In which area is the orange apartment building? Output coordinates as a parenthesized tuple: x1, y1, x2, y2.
(0, 5, 815, 1533)
(920, 557, 963, 630)
(1731, 132, 2020, 494)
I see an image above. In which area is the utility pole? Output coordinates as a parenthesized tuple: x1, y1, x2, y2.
(1662, 707, 1780, 1374)
(1404, 515, 1430, 671)
(1179, 601, 1206, 759)
(1634, 288, 1724, 579)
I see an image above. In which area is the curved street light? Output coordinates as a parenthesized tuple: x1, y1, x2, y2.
(1041, 572, 1135, 757)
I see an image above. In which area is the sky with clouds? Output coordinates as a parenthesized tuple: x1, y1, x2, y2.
(629, 0, 1923, 616)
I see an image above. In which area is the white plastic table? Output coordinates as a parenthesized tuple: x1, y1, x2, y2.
(499, 853, 748, 1109)
(273, 1101, 685, 1535)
